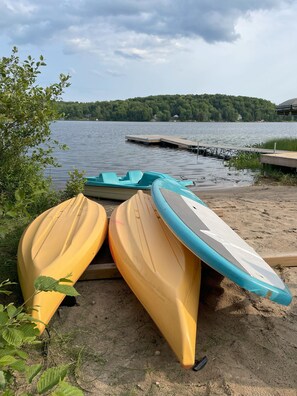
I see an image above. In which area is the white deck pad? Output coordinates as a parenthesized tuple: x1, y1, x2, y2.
(161, 188, 286, 290)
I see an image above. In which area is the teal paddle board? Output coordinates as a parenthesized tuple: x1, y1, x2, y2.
(151, 179, 292, 306)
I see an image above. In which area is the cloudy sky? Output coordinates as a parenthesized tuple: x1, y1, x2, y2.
(1, 0, 297, 104)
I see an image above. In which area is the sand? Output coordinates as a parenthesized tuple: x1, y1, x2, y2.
(48, 185, 297, 396)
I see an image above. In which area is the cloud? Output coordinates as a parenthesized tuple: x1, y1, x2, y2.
(114, 49, 144, 60)
(0, 0, 288, 42)
(0, 0, 293, 62)
(71, 0, 287, 42)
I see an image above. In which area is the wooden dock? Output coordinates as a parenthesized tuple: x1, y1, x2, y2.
(261, 152, 297, 169)
(126, 134, 287, 159)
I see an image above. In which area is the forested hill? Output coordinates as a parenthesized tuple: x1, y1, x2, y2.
(56, 94, 282, 122)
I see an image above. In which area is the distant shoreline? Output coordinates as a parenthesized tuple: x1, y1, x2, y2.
(56, 118, 296, 123)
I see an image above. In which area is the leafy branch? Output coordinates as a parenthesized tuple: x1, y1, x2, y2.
(0, 277, 83, 395)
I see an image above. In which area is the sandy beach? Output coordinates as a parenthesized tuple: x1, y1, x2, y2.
(48, 184, 297, 396)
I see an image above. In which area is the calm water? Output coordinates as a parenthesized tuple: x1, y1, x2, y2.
(48, 121, 297, 189)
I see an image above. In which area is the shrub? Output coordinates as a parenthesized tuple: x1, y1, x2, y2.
(0, 277, 83, 395)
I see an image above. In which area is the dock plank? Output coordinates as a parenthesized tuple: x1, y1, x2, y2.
(261, 152, 297, 168)
(126, 135, 163, 143)
(160, 136, 196, 148)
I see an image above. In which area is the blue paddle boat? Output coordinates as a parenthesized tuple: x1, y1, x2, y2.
(84, 170, 193, 200)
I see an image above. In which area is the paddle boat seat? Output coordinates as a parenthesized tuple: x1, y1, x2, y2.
(97, 172, 121, 184)
(120, 170, 143, 183)
(137, 171, 193, 188)
(94, 172, 131, 185)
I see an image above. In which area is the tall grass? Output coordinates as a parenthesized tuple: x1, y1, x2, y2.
(228, 152, 261, 170)
(257, 137, 297, 151)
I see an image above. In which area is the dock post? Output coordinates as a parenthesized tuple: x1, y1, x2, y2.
(274, 142, 277, 153)
(196, 141, 199, 163)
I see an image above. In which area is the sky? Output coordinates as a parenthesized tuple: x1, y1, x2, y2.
(1, 0, 297, 104)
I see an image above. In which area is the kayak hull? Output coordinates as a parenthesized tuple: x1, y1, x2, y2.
(17, 194, 108, 333)
(109, 191, 201, 368)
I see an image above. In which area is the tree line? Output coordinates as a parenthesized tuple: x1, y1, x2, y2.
(56, 94, 293, 122)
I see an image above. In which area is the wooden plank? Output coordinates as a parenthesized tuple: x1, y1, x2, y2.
(80, 263, 121, 280)
(160, 136, 196, 149)
(125, 135, 162, 144)
(261, 152, 297, 168)
(80, 252, 297, 281)
(79, 221, 296, 281)
(262, 253, 297, 267)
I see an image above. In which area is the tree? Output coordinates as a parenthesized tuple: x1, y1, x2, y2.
(127, 101, 153, 121)
(0, 47, 70, 205)
(56, 94, 280, 122)
(156, 110, 171, 121)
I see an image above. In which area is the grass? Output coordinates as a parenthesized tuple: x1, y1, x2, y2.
(256, 169, 297, 185)
(256, 137, 297, 151)
(228, 152, 261, 170)
(0, 217, 29, 302)
(229, 137, 297, 185)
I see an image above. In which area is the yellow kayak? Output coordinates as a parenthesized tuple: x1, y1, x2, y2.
(17, 194, 108, 333)
(109, 191, 201, 368)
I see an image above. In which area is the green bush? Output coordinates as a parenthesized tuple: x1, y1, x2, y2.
(62, 169, 86, 200)
(0, 277, 83, 395)
(0, 47, 70, 217)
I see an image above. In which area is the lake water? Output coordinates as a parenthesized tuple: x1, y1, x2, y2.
(48, 121, 297, 190)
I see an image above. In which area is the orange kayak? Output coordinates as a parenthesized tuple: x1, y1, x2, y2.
(109, 191, 201, 368)
(17, 194, 108, 333)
